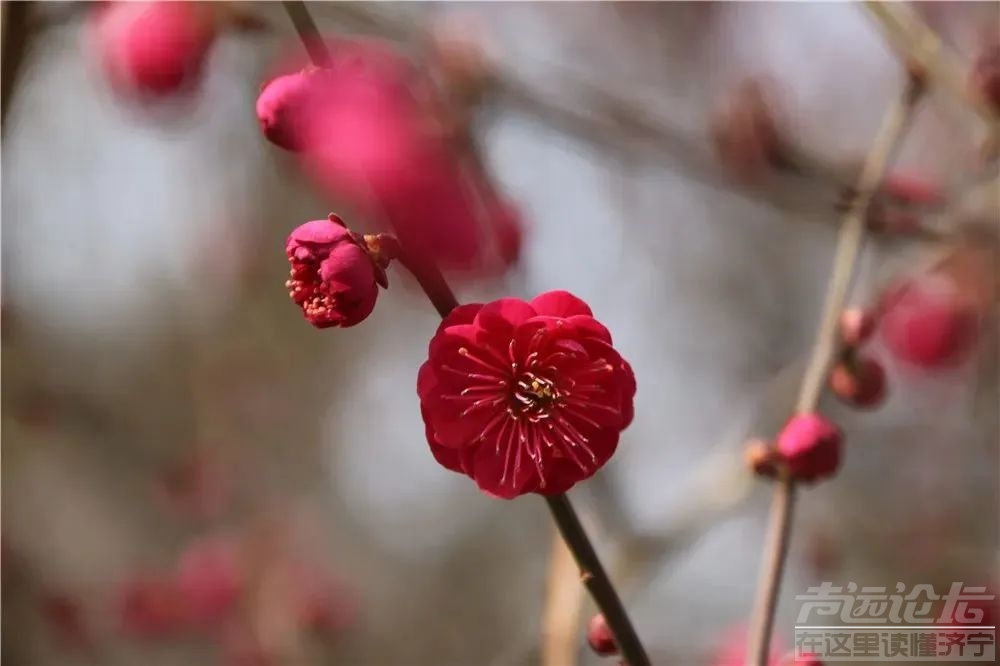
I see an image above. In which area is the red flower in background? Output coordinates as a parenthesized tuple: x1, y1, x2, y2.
(92, 1, 218, 98)
(256, 69, 330, 152)
(284, 216, 387, 329)
(879, 272, 980, 369)
(418, 291, 635, 498)
(257, 37, 524, 276)
(586, 613, 619, 656)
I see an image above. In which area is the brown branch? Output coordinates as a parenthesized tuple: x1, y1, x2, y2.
(545, 495, 650, 666)
(864, 1, 997, 126)
(281, 0, 331, 68)
(745, 73, 926, 666)
(2, 1, 34, 130)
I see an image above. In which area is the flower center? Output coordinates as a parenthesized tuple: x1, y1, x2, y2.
(286, 263, 336, 319)
(511, 372, 560, 416)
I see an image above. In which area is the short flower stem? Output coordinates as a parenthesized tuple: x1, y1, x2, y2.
(396, 252, 461, 319)
(745, 72, 925, 666)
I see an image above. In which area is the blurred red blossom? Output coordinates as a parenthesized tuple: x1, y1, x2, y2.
(284, 216, 391, 329)
(418, 291, 636, 498)
(256, 68, 332, 152)
(259, 37, 523, 276)
(775, 413, 842, 483)
(866, 172, 945, 234)
(40, 592, 91, 650)
(175, 535, 243, 628)
(586, 613, 619, 656)
(828, 356, 887, 409)
(91, 1, 218, 98)
(115, 573, 187, 638)
(879, 271, 981, 369)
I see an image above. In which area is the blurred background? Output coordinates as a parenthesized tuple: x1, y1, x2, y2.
(2, 2, 998, 664)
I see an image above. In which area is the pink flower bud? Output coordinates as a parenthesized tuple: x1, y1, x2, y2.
(775, 413, 842, 483)
(866, 172, 944, 234)
(175, 536, 242, 627)
(587, 613, 619, 657)
(837, 308, 876, 347)
(879, 274, 980, 369)
(92, 1, 217, 98)
(744, 438, 779, 479)
(828, 357, 887, 409)
(256, 69, 331, 152)
(284, 216, 387, 329)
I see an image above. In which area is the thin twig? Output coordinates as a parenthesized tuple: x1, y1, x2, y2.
(541, 530, 585, 666)
(795, 77, 925, 414)
(864, 1, 997, 126)
(1, 1, 34, 130)
(281, 0, 331, 68)
(545, 495, 650, 666)
(745, 73, 926, 666)
(396, 251, 461, 319)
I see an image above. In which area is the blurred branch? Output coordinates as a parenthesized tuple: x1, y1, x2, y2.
(318, 3, 946, 226)
(746, 71, 926, 666)
(864, 1, 998, 127)
(2, 1, 33, 129)
(282, 0, 332, 67)
(541, 531, 585, 666)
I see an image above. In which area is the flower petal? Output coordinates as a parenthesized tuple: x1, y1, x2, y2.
(474, 298, 537, 338)
(470, 426, 540, 499)
(285, 219, 352, 253)
(435, 303, 482, 335)
(530, 290, 593, 318)
(566, 315, 612, 344)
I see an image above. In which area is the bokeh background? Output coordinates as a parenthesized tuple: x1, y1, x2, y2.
(2, 2, 998, 664)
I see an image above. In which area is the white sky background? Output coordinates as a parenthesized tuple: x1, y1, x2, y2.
(2, 2, 996, 664)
